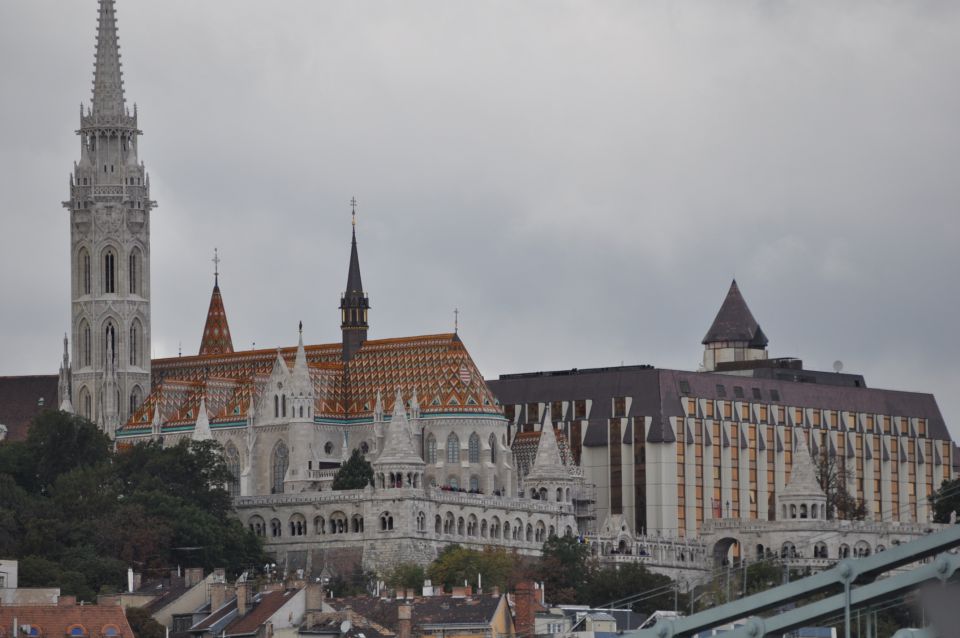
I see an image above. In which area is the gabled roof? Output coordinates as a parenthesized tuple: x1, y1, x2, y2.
(198, 281, 234, 356)
(225, 589, 301, 636)
(702, 280, 768, 347)
(329, 596, 505, 631)
(0, 603, 134, 638)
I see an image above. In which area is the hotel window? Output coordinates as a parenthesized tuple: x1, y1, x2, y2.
(716, 384, 727, 398)
(527, 403, 539, 423)
(917, 419, 926, 437)
(752, 388, 762, 400)
(770, 389, 781, 402)
(733, 386, 744, 399)
(574, 400, 586, 419)
(706, 401, 714, 418)
(723, 402, 732, 419)
(551, 401, 562, 421)
(687, 399, 696, 417)
(613, 396, 626, 418)
(679, 379, 691, 395)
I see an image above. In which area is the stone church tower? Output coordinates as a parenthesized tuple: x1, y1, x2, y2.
(64, 0, 153, 436)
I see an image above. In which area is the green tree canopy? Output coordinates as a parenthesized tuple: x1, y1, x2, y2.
(427, 545, 517, 591)
(332, 448, 374, 490)
(0, 411, 265, 599)
(930, 478, 960, 524)
(537, 534, 590, 603)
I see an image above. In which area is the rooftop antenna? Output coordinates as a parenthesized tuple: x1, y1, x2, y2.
(454, 308, 459, 334)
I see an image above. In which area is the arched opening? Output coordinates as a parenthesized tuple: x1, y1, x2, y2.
(712, 537, 741, 567)
(103, 248, 116, 294)
(426, 434, 437, 464)
(78, 248, 91, 295)
(129, 320, 142, 367)
(489, 433, 497, 464)
(128, 248, 141, 295)
(78, 386, 92, 420)
(314, 516, 325, 534)
(79, 320, 91, 367)
(800, 504, 808, 519)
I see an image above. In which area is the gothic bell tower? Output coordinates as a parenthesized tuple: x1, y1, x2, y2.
(65, 0, 154, 435)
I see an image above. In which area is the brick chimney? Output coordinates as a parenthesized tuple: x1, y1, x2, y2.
(185, 568, 204, 588)
(210, 582, 226, 611)
(514, 582, 536, 638)
(236, 579, 251, 618)
(397, 603, 412, 638)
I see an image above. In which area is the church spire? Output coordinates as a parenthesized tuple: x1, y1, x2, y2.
(198, 252, 234, 356)
(340, 198, 369, 362)
(91, 0, 126, 118)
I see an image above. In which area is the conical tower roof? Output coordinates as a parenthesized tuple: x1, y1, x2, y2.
(345, 224, 363, 295)
(702, 280, 768, 347)
(91, 0, 126, 118)
(783, 429, 826, 499)
(375, 389, 424, 466)
(526, 406, 572, 482)
(199, 277, 234, 356)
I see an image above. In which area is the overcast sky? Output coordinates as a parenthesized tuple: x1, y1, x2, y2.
(1, 1, 958, 439)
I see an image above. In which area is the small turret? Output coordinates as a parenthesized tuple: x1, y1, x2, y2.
(199, 250, 234, 356)
(58, 333, 73, 413)
(192, 395, 212, 442)
(701, 280, 769, 372)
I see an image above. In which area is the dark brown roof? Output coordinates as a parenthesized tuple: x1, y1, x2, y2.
(489, 366, 953, 445)
(0, 603, 134, 638)
(329, 596, 504, 631)
(702, 280, 768, 347)
(226, 589, 301, 636)
(191, 599, 237, 633)
(0, 375, 58, 441)
(138, 575, 190, 614)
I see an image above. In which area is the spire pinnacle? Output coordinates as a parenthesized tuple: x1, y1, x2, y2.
(212, 248, 220, 286)
(91, 0, 126, 118)
(198, 269, 234, 356)
(340, 198, 369, 361)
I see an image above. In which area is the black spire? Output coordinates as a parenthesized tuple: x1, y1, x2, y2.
(702, 280, 768, 347)
(340, 199, 369, 361)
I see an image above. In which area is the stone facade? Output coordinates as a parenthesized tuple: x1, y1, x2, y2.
(64, 0, 153, 434)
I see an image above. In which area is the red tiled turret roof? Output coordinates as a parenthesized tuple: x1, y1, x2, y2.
(199, 280, 234, 356)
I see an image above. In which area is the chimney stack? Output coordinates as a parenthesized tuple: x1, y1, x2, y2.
(397, 603, 412, 638)
(236, 578, 251, 618)
(514, 582, 536, 638)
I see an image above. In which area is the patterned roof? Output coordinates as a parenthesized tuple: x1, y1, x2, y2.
(0, 603, 133, 638)
(198, 281, 234, 356)
(120, 333, 501, 435)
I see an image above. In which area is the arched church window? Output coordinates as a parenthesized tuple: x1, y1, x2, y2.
(79, 386, 92, 420)
(426, 434, 437, 464)
(274, 395, 279, 418)
(129, 386, 142, 415)
(324, 441, 334, 455)
(446, 433, 460, 464)
(103, 249, 116, 294)
(282, 395, 287, 417)
(103, 323, 116, 365)
(129, 320, 141, 366)
(468, 432, 480, 463)
(224, 442, 241, 498)
(128, 249, 140, 295)
(489, 433, 497, 464)
(79, 249, 91, 295)
(271, 441, 288, 494)
(469, 475, 479, 492)
(79, 320, 91, 367)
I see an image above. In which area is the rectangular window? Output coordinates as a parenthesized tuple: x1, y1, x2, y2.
(574, 400, 586, 419)
(527, 403, 539, 423)
(706, 401, 715, 418)
(716, 384, 727, 398)
(613, 396, 626, 418)
(687, 399, 696, 416)
(551, 400, 563, 421)
(724, 402, 732, 419)
(679, 379, 691, 395)
(752, 387, 762, 400)
(770, 389, 781, 402)
(733, 386, 744, 399)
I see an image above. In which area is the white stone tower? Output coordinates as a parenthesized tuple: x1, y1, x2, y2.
(65, 0, 153, 435)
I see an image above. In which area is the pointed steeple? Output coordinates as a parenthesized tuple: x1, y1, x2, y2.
(91, 0, 126, 118)
(198, 256, 234, 356)
(340, 199, 370, 361)
(58, 334, 74, 413)
(782, 429, 826, 498)
(526, 406, 572, 482)
(375, 389, 424, 466)
(192, 395, 212, 441)
(703, 280, 768, 347)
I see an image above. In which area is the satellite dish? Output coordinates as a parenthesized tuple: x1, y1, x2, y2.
(833, 360, 844, 373)
(340, 620, 352, 635)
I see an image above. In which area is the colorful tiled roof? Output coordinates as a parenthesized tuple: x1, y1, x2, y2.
(199, 281, 234, 356)
(120, 333, 501, 435)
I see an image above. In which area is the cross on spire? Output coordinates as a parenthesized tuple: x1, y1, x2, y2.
(212, 248, 221, 284)
(350, 197, 358, 227)
(454, 308, 459, 334)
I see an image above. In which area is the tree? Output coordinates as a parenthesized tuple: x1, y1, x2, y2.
(580, 563, 680, 616)
(427, 545, 516, 591)
(125, 607, 166, 638)
(538, 535, 589, 603)
(332, 449, 374, 490)
(23, 411, 112, 494)
(814, 449, 867, 520)
(930, 478, 960, 524)
(386, 562, 426, 592)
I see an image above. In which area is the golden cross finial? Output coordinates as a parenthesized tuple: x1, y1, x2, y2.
(212, 247, 221, 283)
